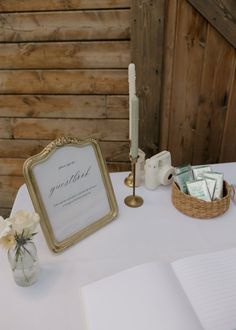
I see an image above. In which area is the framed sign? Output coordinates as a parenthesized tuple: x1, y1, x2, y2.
(23, 136, 118, 253)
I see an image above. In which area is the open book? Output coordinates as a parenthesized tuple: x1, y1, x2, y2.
(81, 248, 236, 330)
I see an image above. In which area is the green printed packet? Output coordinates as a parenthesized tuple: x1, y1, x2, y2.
(175, 164, 192, 175)
(174, 169, 193, 194)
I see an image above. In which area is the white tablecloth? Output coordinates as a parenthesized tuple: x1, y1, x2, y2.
(0, 162, 236, 330)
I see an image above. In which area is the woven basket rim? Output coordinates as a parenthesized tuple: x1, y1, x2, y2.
(172, 180, 230, 219)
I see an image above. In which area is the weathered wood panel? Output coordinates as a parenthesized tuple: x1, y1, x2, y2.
(0, 140, 129, 161)
(0, 41, 130, 69)
(166, 0, 208, 165)
(192, 25, 235, 165)
(0, 118, 12, 138)
(0, 159, 25, 176)
(131, 0, 165, 156)
(106, 96, 129, 118)
(219, 57, 236, 162)
(0, 1, 131, 217)
(9, 118, 128, 140)
(0, 0, 131, 12)
(0, 10, 130, 42)
(187, 0, 236, 49)
(160, 0, 236, 166)
(107, 162, 130, 172)
(0, 70, 128, 94)
(0, 176, 25, 208)
(0, 95, 128, 119)
(160, 0, 178, 150)
(0, 95, 106, 118)
(0, 140, 51, 158)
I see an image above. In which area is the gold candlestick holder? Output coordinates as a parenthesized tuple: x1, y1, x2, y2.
(124, 157, 143, 207)
(124, 172, 133, 187)
(124, 151, 133, 187)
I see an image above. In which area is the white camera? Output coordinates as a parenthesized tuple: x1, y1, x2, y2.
(144, 151, 174, 190)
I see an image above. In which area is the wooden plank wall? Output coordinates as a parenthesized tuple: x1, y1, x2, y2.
(160, 0, 236, 167)
(187, 0, 236, 49)
(131, 0, 165, 157)
(0, 0, 131, 217)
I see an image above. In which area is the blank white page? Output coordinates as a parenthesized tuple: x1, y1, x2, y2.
(81, 261, 203, 330)
(172, 248, 236, 330)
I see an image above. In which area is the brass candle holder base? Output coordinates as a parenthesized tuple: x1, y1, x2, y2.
(124, 156, 143, 208)
(124, 195, 143, 208)
(124, 172, 133, 187)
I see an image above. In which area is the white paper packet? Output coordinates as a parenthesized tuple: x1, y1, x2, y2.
(192, 165, 212, 180)
(202, 172, 223, 200)
(186, 179, 211, 202)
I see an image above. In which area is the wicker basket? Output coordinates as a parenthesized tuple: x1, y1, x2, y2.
(172, 180, 230, 219)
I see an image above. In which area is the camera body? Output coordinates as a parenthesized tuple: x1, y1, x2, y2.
(144, 150, 174, 190)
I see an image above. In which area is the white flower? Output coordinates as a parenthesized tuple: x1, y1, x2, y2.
(0, 234, 16, 249)
(8, 210, 40, 237)
(0, 216, 12, 239)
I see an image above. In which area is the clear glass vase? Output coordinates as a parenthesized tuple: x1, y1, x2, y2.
(8, 241, 39, 287)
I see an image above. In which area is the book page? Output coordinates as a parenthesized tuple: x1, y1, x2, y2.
(81, 261, 203, 330)
(172, 248, 236, 330)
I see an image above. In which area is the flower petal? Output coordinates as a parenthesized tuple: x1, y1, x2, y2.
(0, 217, 12, 239)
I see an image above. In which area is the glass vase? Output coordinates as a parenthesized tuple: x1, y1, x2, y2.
(8, 241, 39, 287)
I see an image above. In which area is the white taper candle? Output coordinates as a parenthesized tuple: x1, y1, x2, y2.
(128, 63, 136, 139)
(130, 95, 139, 159)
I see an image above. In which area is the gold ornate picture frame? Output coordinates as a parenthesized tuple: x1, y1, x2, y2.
(23, 136, 118, 253)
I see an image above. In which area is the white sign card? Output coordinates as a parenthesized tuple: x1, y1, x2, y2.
(23, 137, 118, 253)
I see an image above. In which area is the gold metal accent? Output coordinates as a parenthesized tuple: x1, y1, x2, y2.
(124, 172, 133, 187)
(124, 195, 143, 208)
(23, 136, 118, 253)
(124, 157, 144, 208)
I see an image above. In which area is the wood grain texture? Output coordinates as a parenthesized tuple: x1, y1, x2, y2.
(168, 0, 208, 166)
(106, 96, 129, 118)
(187, 0, 236, 49)
(107, 162, 130, 172)
(9, 118, 128, 140)
(0, 95, 128, 119)
(159, 0, 178, 150)
(192, 24, 235, 165)
(0, 159, 25, 176)
(0, 41, 130, 69)
(0, 1, 131, 216)
(0, 118, 12, 138)
(160, 0, 236, 166)
(0, 176, 24, 208)
(0, 0, 131, 12)
(131, 0, 165, 157)
(0, 10, 130, 42)
(219, 56, 236, 162)
(0, 70, 128, 94)
(0, 140, 129, 161)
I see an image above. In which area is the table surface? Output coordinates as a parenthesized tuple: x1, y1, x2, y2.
(1, 162, 236, 330)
